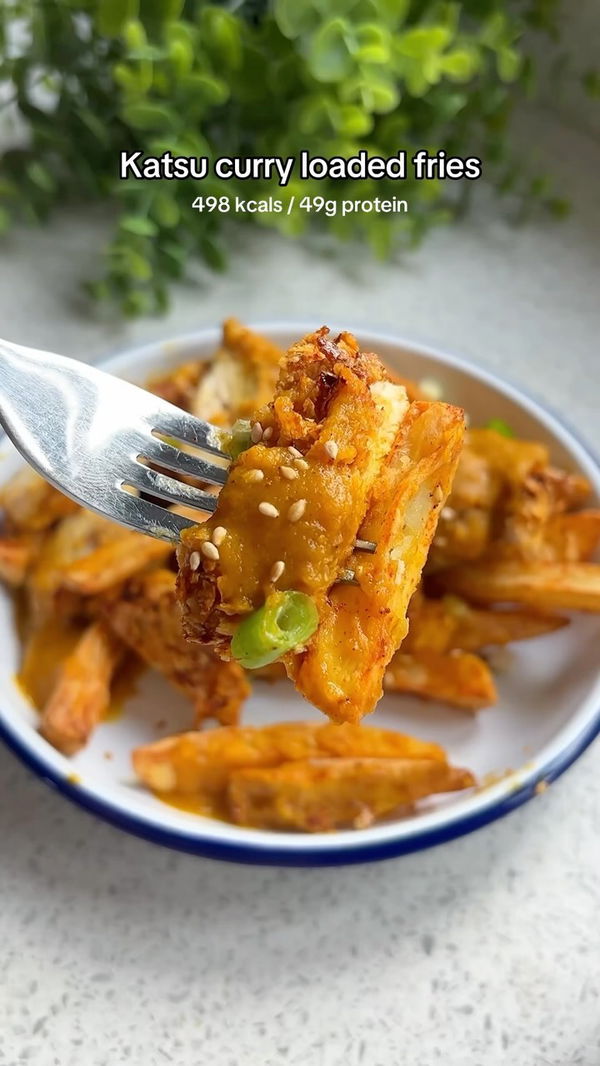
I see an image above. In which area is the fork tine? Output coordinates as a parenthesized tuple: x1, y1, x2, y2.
(124, 464, 219, 515)
(152, 406, 228, 457)
(140, 437, 228, 486)
(111, 493, 202, 543)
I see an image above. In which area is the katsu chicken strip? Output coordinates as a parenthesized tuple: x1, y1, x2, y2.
(106, 569, 249, 726)
(177, 327, 408, 652)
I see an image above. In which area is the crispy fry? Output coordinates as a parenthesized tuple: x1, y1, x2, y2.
(106, 569, 248, 726)
(61, 532, 172, 595)
(40, 621, 124, 755)
(384, 650, 497, 711)
(26, 510, 127, 622)
(18, 619, 84, 708)
(406, 594, 567, 653)
(539, 511, 600, 562)
(148, 359, 205, 411)
(0, 468, 78, 532)
(0, 533, 41, 586)
(228, 757, 475, 831)
(290, 401, 465, 721)
(192, 318, 283, 425)
(132, 721, 447, 798)
(467, 429, 548, 486)
(438, 560, 600, 612)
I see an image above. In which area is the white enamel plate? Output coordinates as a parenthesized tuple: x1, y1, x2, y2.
(1, 324, 599, 865)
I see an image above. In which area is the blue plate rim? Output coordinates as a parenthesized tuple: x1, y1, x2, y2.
(1, 324, 599, 867)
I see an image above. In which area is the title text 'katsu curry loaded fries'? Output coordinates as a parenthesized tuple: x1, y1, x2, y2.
(2, 321, 599, 832)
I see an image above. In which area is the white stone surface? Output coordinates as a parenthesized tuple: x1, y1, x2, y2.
(0, 111, 599, 1066)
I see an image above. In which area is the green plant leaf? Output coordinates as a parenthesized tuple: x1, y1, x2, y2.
(497, 47, 521, 82)
(199, 7, 243, 71)
(440, 48, 480, 81)
(179, 73, 229, 106)
(273, 0, 320, 39)
(98, 0, 138, 37)
(395, 26, 452, 60)
(307, 19, 354, 83)
(151, 193, 180, 228)
(119, 214, 159, 236)
(354, 23, 391, 65)
(122, 101, 174, 129)
(337, 103, 373, 136)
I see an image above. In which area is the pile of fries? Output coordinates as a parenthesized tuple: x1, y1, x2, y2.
(1, 319, 598, 832)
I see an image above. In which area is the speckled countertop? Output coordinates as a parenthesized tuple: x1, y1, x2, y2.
(0, 112, 599, 1066)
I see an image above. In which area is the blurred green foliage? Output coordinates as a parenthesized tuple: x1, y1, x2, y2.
(0, 0, 589, 314)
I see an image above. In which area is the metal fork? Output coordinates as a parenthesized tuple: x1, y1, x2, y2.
(0, 338, 376, 559)
(0, 338, 230, 542)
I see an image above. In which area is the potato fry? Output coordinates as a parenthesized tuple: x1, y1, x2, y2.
(228, 757, 475, 831)
(467, 429, 548, 486)
(26, 510, 127, 622)
(192, 317, 283, 426)
(0, 533, 41, 587)
(107, 569, 248, 726)
(384, 650, 497, 711)
(428, 506, 492, 571)
(62, 532, 172, 595)
(0, 468, 78, 531)
(539, 511, 600, 562)
(148, 359, 205, 411)
(40, 621, 124, 755)
(406, 594, 567, 653)
(291, 401, 465, 721)
(439, 560, 600, 612)
(133, 721, 447, 799)
(18, 619, 84, 708)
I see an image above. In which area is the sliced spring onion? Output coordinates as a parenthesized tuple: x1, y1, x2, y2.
(485, 417, 515, 438)
(222, 418, 252, 459)
(231, 591, 319, 669)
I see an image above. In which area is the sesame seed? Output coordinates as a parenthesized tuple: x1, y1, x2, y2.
(189, 551, 200, 572)
(212, 526, 227, 546)
(262, 426, 273, 441)
(441, 506, 456, 521)
(279, 465, 298, 480)
(324, 440, 338, 460)
(433, 485, 444, 504)
(288, 446, 303, 458)
(201, 541, 220, 561)
(383, 670, 394, 687)
(250, 422, 263, 443)
(294, 644, 306, 654)
(295, 458, 309, 470)
(259, 501, 279, 518)
(270, 560, 285, 582)
(288, 499, 307, 522)
(246, 469, 264, 482)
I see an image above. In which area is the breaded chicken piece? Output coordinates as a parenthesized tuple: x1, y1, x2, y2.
(177, 327, 464, 721)
(178, 327, 408, 648)
(106, 569, 249, 726)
